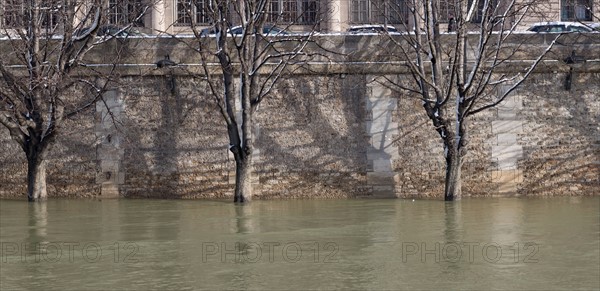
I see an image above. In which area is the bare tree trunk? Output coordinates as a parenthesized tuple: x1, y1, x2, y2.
(193, 0, 309, 203)
(444, 148, 462, 201)
(232, 112, 253, 203)
(234, 157, 253, 203)
(26, 146, 48, 202)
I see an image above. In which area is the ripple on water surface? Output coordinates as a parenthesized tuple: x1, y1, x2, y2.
(0, 197, 598, 290)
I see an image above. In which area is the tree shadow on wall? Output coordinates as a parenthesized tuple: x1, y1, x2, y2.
(253, 74, 390, 198)
(517, 72, 599, 196)
(118, 74, 231, 198)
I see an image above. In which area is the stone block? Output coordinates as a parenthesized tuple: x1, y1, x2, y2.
(492, 145, 523, 170)
(497, 108, 517, 119)
(370, 133, 396, 150)
(97, 146, 121, 158)
(366, 149, 389, 161)
(367, 119, 384, 132)
(497, 159, 519, 170)
(95, 172, 104, 184)
(368, 99, 397, 111)
(95, 124, 107, 132)
(365, 110, 373, 121)
(372, 159, 393, 172)
(371, 185, 396, 198)
(491, 145, 523, 159)
(228, 171, 236, 184)
(366, 116, 397, 133)
(117, 172, 126, 184)
(497, 133, 518, 145)
(497, 95, 522, 110)
(96, 171, 119, 184)
(366, 160, 374, 172)
(367, 172, 395, 185)
(492, 120, 523, 134)
(100, 160, 120, 173)
(369, 84, 392, 98)
(101, 184, 120, 198)
(385, 147, 400, 159)
(491, 170, 523, 193)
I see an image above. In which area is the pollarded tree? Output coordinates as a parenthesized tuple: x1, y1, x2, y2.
(380, 0, 561, 200)
(0, 0, 151, 201)
(176, 0, 318, 202)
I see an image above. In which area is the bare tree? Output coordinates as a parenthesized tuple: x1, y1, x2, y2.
(380, 0, 561, 200)
(0, 0, 151, 201)
(168, 0, 319, 202)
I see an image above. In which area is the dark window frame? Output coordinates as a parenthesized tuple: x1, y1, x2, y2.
(108, 0, 146, 27)
(175, 0, 211, 26)
(1, 0, 60, 29)
(467, 0, 499, 24)
(267, 0, 318, 25)
(349, 0, 409, 24)
(561, 0, 593, 21)
(438, 0, 456, 22)
(1, 0, 25, 28)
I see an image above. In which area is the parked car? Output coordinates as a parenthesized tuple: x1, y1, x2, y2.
(229, 25, 289, 35)
(75, 25, 146, 38)
(347, 25, 399, 34)
(527, 22, 592, 33)
(200, 25, 289, 36)
(199, 26, 218, 36)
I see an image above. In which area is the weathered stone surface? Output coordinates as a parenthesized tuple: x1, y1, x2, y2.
(1, 39, 598, 199)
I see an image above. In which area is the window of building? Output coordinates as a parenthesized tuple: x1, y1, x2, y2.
(1, 0, 59, 29)
(350, 0, 368, 23)
(175, 0, 211, 25)
(438, 0, 456, 22)
(267, 0, 318, 24)
(468, 0, 484, 23)
(561, 0, 593, 21)
(350, 0, 408, 24)
(40, 2, 59, 29)
(1, 0, 25, 28)
(108, 0, 145, 26)
(467, 0, 498, 23)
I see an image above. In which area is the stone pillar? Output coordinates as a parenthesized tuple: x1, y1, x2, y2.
(364, 77, 399, 198)
(151, 0, 165, 34)
(326, 0, 345, 32)
(490, 85, 524, 194)
(96, 89, 125, 198)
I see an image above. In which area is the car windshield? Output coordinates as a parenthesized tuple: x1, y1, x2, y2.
(264, 27, 284, 34)
(229, 26, 287, 35)
(349, 25, 397, 33)
(75, 25, 145, 37)
(528, 23, 592, 33)
(569, 26, 591, 32)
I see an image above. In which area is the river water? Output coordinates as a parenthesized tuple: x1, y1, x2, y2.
(0, 197, 598, 290)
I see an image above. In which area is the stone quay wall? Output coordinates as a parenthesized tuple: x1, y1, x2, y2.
(1, 34, 598, 199)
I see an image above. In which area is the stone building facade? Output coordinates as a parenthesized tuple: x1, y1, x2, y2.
(0, 0, 598, 34)
(0, 34, 599, 199)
